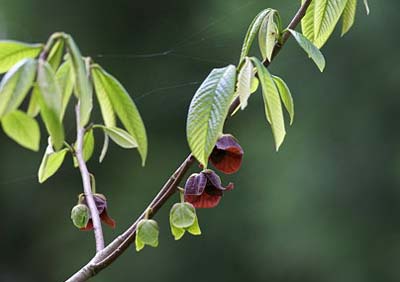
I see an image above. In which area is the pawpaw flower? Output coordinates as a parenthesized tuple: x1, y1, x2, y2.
(80, 193, 116, 231)
(209, 134, 243, 174)
(184, 169, 234, 208)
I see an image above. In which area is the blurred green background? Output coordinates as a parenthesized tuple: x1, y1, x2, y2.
(0, 0, 398, 281)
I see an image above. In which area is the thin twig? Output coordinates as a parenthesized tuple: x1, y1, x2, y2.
(65, 1, 313, 280)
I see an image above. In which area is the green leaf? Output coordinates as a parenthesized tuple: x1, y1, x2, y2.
(48, 38, 65, 70)
(1, 110, 40, 151)
(37, 59, 65, 150)
(0, 41, 43, 74)
(187, 216, 201, 236)
(236, 58, 254, 110)
(65, 35, 92, 127)
(239, 9, 270, 64)
(99, 132, 109, 163)
(273, 76, 294, 125)
(258, 15, 269, 60)
(136, 219, 159, 251)
(170, 224, 186, 240)
(288, 29, 326, 72)
(341, 0, 357, 36)
(38, 141, 68, 183)
(170, 203, 196, 229)
(313, 0, 348, 48)
(363, 0, 370, 15)
(251, 57, 286, 151)
(27, 86, 41, 117)
(91, 65, 147, 165)
(0, 58, 37, 118)
(56, 59, 75, 119)
(301, 0, 315, 41)
(91, 66, 116, 127)
(98, 125, 137, 149)
(186, 65, 237, 166)
(265, 10, 279, 62)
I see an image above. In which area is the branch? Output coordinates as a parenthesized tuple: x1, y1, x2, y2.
(66, 0, 313, 280)
(75, 104, 105, 252)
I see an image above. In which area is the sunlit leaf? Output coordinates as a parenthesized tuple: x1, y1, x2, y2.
(1, 110, 40, 151)
(65, 35, 92, 127)
(99, 132, 109, 163)
(0, 41, 42, 74)
(48, 38, 65, 70)
(288, 29, 326, 72)
(98, 125, 137, 149)
(239, 9, 270, 63)
(341, 0, 357, 36)
(313, 0, 348, 48)
(265, 10, 279, 61)
(91, 65, 147, 165)
(37, 59, 64, 150)
(0, 58, 37, 118)
(251, 57, 285, 151)
(236, 57, 254, 110)
(136, 219, 159, 251)
(301, 0, 315, 41)
(38, 140, 68, 183)
(186, 65, 237, 166)
(273, 75, 294, 125)
(27, 86, 41, 117)
(56, 59, 75, 119)
(363, 0, 370, 15)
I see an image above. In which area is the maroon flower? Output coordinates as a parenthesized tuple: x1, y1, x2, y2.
(209, 134, 243, 174)
(80, 193, 116, 231)
(184, 169, 234, 208)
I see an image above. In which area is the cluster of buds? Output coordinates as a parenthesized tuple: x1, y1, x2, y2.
(184, 134, 243, 208)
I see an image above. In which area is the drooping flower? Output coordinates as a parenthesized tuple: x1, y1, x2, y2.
(184, 169, 233, 208)
(79, 193, 116, 231)
(209, 134, 243, 174)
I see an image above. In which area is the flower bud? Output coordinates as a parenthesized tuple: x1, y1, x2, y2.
(71, 204, 90, 229)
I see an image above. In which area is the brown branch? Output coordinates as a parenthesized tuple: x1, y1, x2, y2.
(65, 0, 313, 281)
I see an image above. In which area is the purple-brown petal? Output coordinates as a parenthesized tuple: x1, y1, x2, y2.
(184, 173, 207, 196)
(203, 169, 233, 191)
(185, 193, 222, 208)
(210, 134, 243, 174)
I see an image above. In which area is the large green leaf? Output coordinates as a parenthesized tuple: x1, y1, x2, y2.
(91, 65, 147, 165)
(186, 65, 237, 166)
(341, 0, 357, 36)
(48, 38, 65, 70)
(239, 9, 270, 64)
(38, 141, 68, 183)
(314, 0, 348, 48)
(236, 57, 254, 110)
(288, 29, 326, 72)
(65, 35, 92, 127)
(1, 110, 40, 151)
(273, 75, 294, 125)
(56, 59, 75, 119)
(251, 57, 285, 150)
(301, 0, 316, 41)
(37, 59, 65, 150)
(0, 58, 37, 118)
(0, 41, 43, 74)
(91, 66, 116, 127)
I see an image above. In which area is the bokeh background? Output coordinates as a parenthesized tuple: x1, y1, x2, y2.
(0, 0, 398, 281)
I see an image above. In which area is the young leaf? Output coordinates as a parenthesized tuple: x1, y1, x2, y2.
(37, 59, 64, 150)
(27, 86, 41, 117)
(313, 0, 348, 48)
(98, 126, 137, 149)
(273, 76, 294, 125)
(250, 57, 286, 151)
(363, 0, 370, 15)
(265, 10, 279, 61)
(0, 58, 37, 118)
(136, 219, 159, 252)
(91, 66, 116, 127)
(99, 132, 109, 163)
(341, 0, 357, 36)
(288, 29, 326, 72)
(236, 57, 254, 110)
(56, 59, 75, 119)
(48, 38, 65, 70)
(91, 65, 147, 165)
(301, 0, 315, 41)
(1, 110, 40, 151)
(0, 41, 43, 74)
(239, 9, 270, 63)
(258, 15, 269, 60)
(65, 35, 92, 127)
(186, 65, 237, 167)
(38, 141, 68, 183)
(170, 203, 196, 229)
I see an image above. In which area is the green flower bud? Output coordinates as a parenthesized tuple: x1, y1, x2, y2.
(71, 204, 90, 229)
